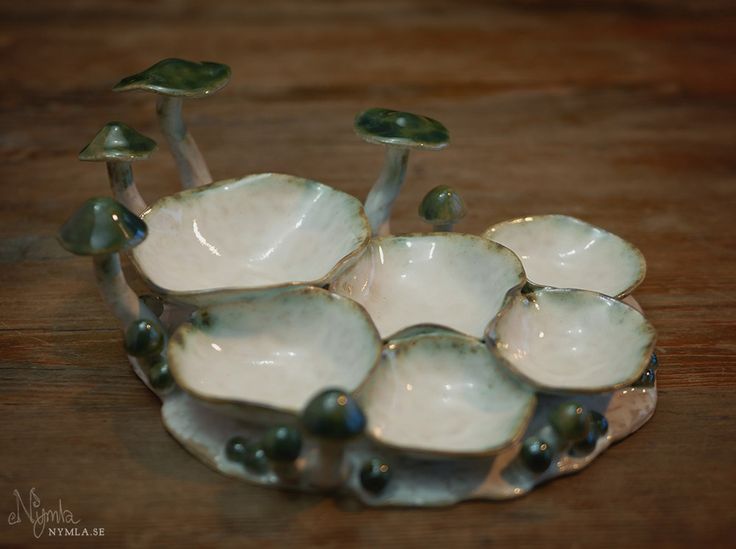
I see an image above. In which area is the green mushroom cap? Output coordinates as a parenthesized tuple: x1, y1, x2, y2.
(113, 58, 231, 98)
(58, 197, 147, 256)
(418, 185, 467, 225)
(302, 388, 366, 439)
(79, 122, 157, 162)
(354, 108, 449, 150)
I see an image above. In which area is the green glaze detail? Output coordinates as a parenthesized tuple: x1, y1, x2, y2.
(359, 458, 392, 494)
(124, 319, 165, 357)
(148, 360, 174, 391)
(649, 352, 659, 370)
(79, 122, 157, 162)
(140, 294, 165, 317)
(418, 185, 467, 226)
(242, 442, 269, 474)
(225, 436, 249, 462)
(302, 388, 366, 439)
(354, 108, 449, 150)
(262, 426, 302, 462)
(520, 437, 553, 473)
(590, 411, 609, 436)
(550, 402, 591, 442)
(113, 58, 231, 98)
(571, 430, 599, 456)
(58, 197, 147, 256)
(634, 368, 656, 387)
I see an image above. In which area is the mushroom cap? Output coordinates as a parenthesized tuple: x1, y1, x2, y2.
(112, 58, 231, 98)
(354, 108, 449, 150)
(79, 122, 157, 162)
(302, 388, 367, 439)
(58, 197, 147, 256)
(418, 185, 467, 225)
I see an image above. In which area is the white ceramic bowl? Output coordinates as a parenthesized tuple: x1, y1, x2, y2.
(132, 173, 371, 306)
(486, 288, 656, 393)
(483, 215, 645, 298)
(166, 287, 381, 418)
(357, 328, 535, 456)
(330, 233, 525, 339)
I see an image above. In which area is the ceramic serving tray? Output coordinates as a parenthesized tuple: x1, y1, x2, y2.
(60, 58, 659, 507)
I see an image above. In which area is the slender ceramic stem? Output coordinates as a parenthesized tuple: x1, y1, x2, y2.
(156, 96, 212, 189)
(309, 441, 347, 490)
(93, 254, 158, 328)
(433, 222, 454, 232)
(106, 161, 147, 215)
(364, 146, 410, 236)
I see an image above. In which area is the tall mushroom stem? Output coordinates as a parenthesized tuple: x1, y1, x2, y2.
(308, 440, 348, 490)
(106, 162, 147, 215)
(156, 96, 212, 189)
(93, 254, 158, 328)
(364, 146, 409, 236)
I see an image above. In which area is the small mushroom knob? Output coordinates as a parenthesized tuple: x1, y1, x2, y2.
(418, 185, 467, 231)
(301, 388, 366, 439)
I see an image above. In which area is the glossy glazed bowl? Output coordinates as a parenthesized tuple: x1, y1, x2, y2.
(357, 328, 536, 456)
(166, 287, 382, 419)
(483, 215, 645, 298)
(132, 173, 371, 306)
(330, 233, 525, 339)
(486, 288, 656, 393)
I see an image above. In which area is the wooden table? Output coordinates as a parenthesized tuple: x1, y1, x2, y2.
(2, 1, 734, 546)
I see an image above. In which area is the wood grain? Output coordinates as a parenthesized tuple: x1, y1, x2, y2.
(1, 0, 734, 546)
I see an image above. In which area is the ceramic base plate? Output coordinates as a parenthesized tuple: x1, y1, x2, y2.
(131, 298, 656, 507)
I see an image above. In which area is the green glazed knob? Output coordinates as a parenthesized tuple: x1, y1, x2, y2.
(520, 437, 553, 473)
(302, 388, 366, 439)
(418, 185, 467, 231)
(79, 122, 157, 162)
(360, 458, 392, 494)
(225, 436, 249, 462)
(124, 319, 165, 357)
(148, 360, 174, 391)
(262, 426, 302, 462)
(550, 402, 592, 442)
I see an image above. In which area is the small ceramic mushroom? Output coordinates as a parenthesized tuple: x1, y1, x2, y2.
(301, 388, 366, 489)
(113, 58, 231, 189)
(78, 122, 157, 215)
(355, 108, 449, 235)
(57, 197, 158, 327)
(418, 185, 467, 232)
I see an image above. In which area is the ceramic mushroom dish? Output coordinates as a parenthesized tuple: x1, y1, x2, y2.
(59, 58, 660, 507)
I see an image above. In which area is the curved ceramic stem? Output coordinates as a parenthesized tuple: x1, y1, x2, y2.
(364, 146, 410, 236)
(93, 254, 158, 328)
(156, 96, 212, 189)
(106, 161, 147, 215)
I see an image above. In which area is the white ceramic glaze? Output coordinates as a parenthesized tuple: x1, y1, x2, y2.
(132, 173, 371, 306)
(487, 288, 656, 392)
(330, 233, 525, 339)
(483, 215, 645, 298)
(357, 330, 535, 455)
(167, 287, 381, 416)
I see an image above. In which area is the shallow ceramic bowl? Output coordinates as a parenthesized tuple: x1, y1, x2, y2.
(167, 287, 381, 418)
(486, 288, 656, 393)
(483, 215, 645, 298)
(132, 173, 370, 306)
(330, 233, 525, 339)
(356, 328, 536, 456)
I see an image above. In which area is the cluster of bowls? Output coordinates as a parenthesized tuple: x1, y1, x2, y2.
(123, 171, 655, 458)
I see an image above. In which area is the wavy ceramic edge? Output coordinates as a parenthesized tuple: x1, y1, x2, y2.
(485, 287, 657, 394)
(482, 214, 647, 299)
(131, 173, 372, 306)
(355, 329, 538, 458)
(331, 232, 528, 340)
(166, 286, 383, 417)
